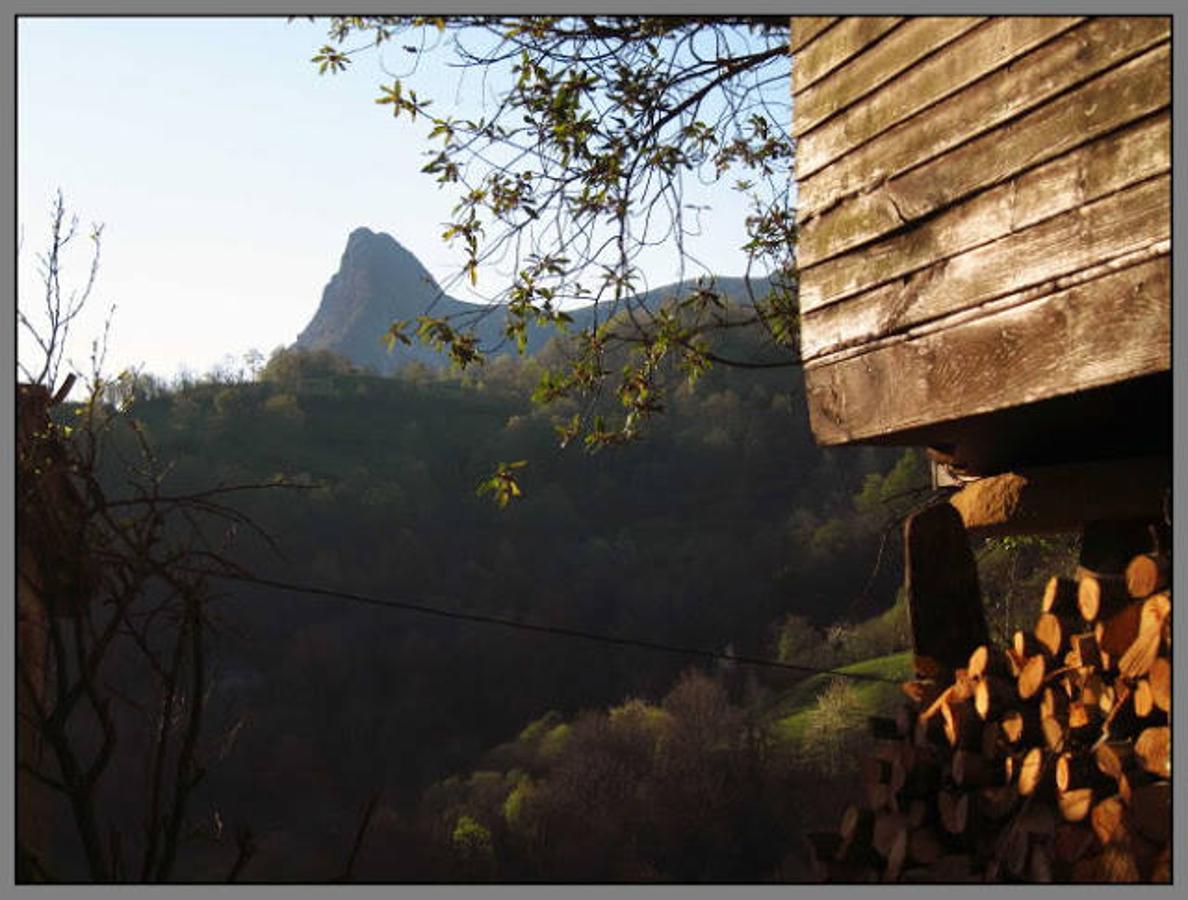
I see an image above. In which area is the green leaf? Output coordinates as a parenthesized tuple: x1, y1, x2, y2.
(476, 460, 528, 508)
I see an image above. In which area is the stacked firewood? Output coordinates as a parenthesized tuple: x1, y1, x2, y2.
(805, 547, 1171, 883)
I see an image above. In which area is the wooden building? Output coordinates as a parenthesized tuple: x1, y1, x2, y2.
(792, 16, 1170, 479)
(790, 16, 1171, 673)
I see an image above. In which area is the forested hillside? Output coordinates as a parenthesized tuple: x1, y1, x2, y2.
(62, 322, 938, 880)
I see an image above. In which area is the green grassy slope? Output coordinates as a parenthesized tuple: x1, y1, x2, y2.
(769, 651, 913, 746)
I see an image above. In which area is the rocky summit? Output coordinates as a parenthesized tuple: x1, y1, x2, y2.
(295, 226, 771, 372)
(294, 227, 475, 372)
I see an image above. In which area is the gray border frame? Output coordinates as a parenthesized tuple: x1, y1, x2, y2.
(5, 1, 1182, 898)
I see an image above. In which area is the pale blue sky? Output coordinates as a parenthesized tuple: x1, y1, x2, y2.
(18, 16, 778, 382)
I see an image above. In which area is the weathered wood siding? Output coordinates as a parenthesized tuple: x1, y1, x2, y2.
(793, 16, 1171, 449)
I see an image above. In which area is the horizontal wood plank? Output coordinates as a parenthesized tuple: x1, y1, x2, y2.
(795, 16, 1080, 179)
(798, 16, 1170, 220)
(790, 17, 838, 53)
(800, 175, 1169, 360)
(804, 256, 1170, 445)
(792, 16, 903, 95)
(887, 43, 1169, 222)
(793, 17, 985, 141)
(799, 114, 1169, 305)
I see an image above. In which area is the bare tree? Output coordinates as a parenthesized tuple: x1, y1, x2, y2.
(17, 190, 105, 392)
(15, 195, 286, 882)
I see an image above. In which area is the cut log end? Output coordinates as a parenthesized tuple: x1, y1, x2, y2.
(1124, 553, 1168, 599)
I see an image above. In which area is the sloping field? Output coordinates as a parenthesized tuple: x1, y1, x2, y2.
(770, 651, 913, 745)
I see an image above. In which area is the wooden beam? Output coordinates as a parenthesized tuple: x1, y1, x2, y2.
(804, 255, 1169, 446)
(947, 458, 1169, 537)
(904, 502, 988, 676)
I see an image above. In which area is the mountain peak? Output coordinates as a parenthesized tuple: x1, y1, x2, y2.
(294, 228, 451, 372)
(294, 229, 771, 373)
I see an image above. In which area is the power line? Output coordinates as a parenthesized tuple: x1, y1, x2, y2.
(198, 568, 905, 686)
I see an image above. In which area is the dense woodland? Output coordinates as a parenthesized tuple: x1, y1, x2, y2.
(17, 318, 1067, 882)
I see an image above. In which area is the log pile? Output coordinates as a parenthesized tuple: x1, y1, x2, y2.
(806, 544, 1171, 883)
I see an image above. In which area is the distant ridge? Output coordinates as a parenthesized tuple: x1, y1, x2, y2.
(294, 227, 770, 372)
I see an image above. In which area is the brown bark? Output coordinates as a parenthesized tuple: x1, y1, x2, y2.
(1148, 844, 1171, 883)
(937, 790, 969, 835)
(1095, 843, 1143, 882)
(900, 756, 942, 800)
(1117, 592, 1170, 679)
(1100, 683, 1141, 741)
(978, 784, 1018, 822)
(882, 827, 909, 882)
(1040, 685, 1070, 722)
(942, 694, 979, 748)
(1042, 575, 1080, 616)
(872, 811, 908, 858)
(952, 749, 1002, 788)
(1079, 671, 1106, 710)
(1002, 826, 1030, 877)
(906, 797, 929, 829)
(1089, 795, 1127, 846)
(967, 644, 1013, 680)
(1078, 518, 1159, 576)
(980, 716, 1007, 760)
(1027, 842, 1055, 883)
(1002, 752, 1020, 787)
(1068, 632, 1103, 670)
(1000, 706, 1041, 745)
(1077, 573, 1129, 622)
(904, 503, 989, 673)
(907, 826, 943, 865)
(1097, 600, 1144, 659)
(838, 804, 876, 857)
(914, 711, 946, 749)
(1093, 739, 1133, 781)
(1056, 752, 1113, 793)
(1128, 780, 1170, 845)
(974, 676, 1014, 721)
(1013, 629, 1044, 660)
(1053, 822, 1098, 865)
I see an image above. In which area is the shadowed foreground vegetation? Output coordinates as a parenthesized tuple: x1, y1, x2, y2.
(31, 337, 1074, 881)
